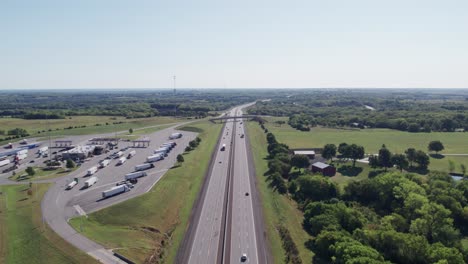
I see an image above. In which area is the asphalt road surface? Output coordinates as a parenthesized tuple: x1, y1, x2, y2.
(182, 102, 267, 264)
(40, 124, 196, 264)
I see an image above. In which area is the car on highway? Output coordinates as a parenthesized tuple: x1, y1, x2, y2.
(241, 253, 247, 262)
(240, 134, 245, 138)
(245, 192, 249, 196)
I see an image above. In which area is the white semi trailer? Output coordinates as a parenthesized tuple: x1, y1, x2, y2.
(135, 163, 154, 171)
(84, 176, 98, 188)
(0, 159, 10, 167)
(117, 157, 127, 165)
(147, 154, 164, 163)
(127, 150, 136, 159)
(99, 159, 110, 168)
(169, 133, 182, 139)
(125, 171, 147, 180)
(87, 166, 98, 176)
(102, 185, 130, 198)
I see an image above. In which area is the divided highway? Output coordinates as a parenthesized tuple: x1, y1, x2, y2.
(180, 103, 268, 264)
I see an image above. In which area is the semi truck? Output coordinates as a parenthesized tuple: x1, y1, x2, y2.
(115, 151, 124, 159)
(87, 166, 98, 176)
(17, 149, 28, 155)
(84, 176, 98, 188)
(135, 163, 154, 171)
(15, 153, 28, 161)
(127, 150, 136, 159)
(117, 157, 127, 165)
(154, 148, 169, 156)
(220, 144, 226, 151)
(102, 184, 130, 198)
(0, 159, 10, 167)
(161, 142, 176, 149)
(169, 132, 182, 139)
(125, 171, 147, 180)
(66, 178, 78, 190)
(37, 146, 48, 155)
(99, 159, 110, 168)
(147, 154, 164, 163)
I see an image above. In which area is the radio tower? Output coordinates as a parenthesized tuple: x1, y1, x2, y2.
(173, 75, 176, 94)
(173, 75, 177, 117)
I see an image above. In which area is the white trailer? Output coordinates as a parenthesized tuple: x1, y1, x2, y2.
(161, 142, 176, 149)
(16, 153, 28, 160)
(147, 154, 164, 163)
(117, 157, 127, 165)
(87, 166, 98, 176)
(84, 176, 98, 188)
(135, 163, 154, 171)
(115, 151, 124, 159)
(169, 133, 182, 139)
(102, 185, 130, 198)
(37, 146, 48, 154)
(99, 159, 110, 168)
(125, 171, 147, 180)
(154, 148, 168, 155)
(66, 178, 78, 190)
(0, 159, 10, 167)
(127, 150, 136, 159)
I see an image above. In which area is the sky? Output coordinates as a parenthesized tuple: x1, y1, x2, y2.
(0, 0, 467, 89)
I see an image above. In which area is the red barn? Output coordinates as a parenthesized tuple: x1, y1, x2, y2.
(311, 162, 336, 176)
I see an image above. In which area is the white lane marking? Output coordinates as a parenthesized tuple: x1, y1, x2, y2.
(73, 204, 87, 217)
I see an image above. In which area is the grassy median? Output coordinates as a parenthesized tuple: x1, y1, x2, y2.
(246, 121, 314, 263)
(69, 120, 222, 263)
(0, 184, 97, 264)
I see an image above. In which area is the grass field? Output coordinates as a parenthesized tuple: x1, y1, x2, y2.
(69, 120, 222, 264)
(0, 184, 97, 264)
(246, 121, 314, 263)
(8, 166, 78, 181)
(0, 115, 183, 141)
(264, 117, 468, 173)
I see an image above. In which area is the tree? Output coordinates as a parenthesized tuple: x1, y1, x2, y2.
(291, 155, 310, 169)
(338, 143, 349, 157)
(405, 148, 417, 167)
(322, 144, 337, 162)
(368, 155, 380, 169)
(410, 202, 460, 245)
(129, 128, 133, 134)
(196, 137, 201, 143)
(177, 154, 184, 163)
(428, 140, 444, 154)
(378, 144, 392, 171)
(66, 159, 75, 169)
(26, 166, 35, 177)
(415, 150, 430, 170)
(348, 144, 365, 167)
(391, 154, 408, 172)
(189, 140, 198, 148)
(461, 164, 466, 176)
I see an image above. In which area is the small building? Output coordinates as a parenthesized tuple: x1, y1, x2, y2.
(293, 150, 316, 159)
(311, 162, 336, 176)
(62, 145, 96, 160)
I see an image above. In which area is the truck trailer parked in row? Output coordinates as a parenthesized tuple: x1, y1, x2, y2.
(117, 157, 127, 165)
(169, 132, 182, 139)
(84, 176, 98, 188)
(127, 150, 136, 159)
(125, 171, 147, 180)
(147, 154, 164, 163)
(114, 151, 124, 159)
(102, 184, 130, 198)
(135, 163, 154, 171)
(99, 159, 110, 168)
(87, 166, 98, 176)
(0, 159, 10, 167)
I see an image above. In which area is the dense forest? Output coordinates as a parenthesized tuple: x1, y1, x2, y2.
(248, 89, 468, 132)
(260, 123, 468, 263)
(0, 89, 259, 119)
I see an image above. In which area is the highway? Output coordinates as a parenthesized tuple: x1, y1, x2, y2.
(180, 103, 268, 264)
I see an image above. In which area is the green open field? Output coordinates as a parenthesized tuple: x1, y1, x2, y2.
(8, 166, 78, 181)
(69, 120, 222, 264)
(264, 117, 468, 173)
(0, 115, 184, 142)
(246, 121, 314, 263)
(0, 184, 97, 264)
